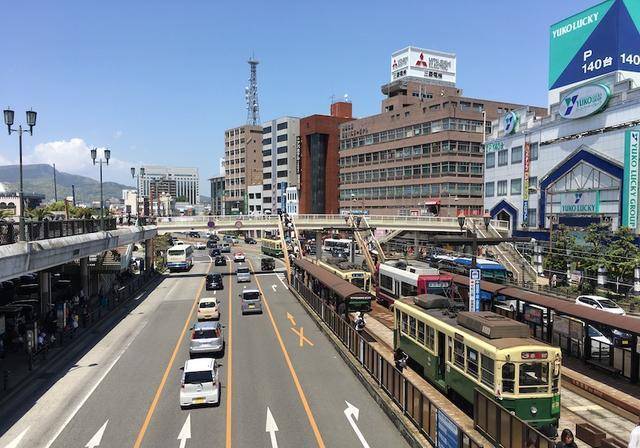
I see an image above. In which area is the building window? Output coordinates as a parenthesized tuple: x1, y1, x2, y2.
(529, 176, 538, 189)
(263, 173, 271, 179)
(263, 161, 272, 168)
(530, 142, 539, 161)
(262, 149, 271, 156)
(262, 138, 272, 145)
(511, 146, 522, 164)
(277, 146, 288, 154)
(276, 122, 288, 130)
(528, 208, 537, 227)
(276, 134, 288, 142)
(263, 126, 272, 134)
(497, 180, 507, 196)
(277, 170, 288, 178)
(277, 158, 287, 166)
(263, 184, 272, 190)
(485, 182, 495, 197)
(511, 178, 522, 195)
(497, 150, 508, 166)
(486, 152, 495, 169)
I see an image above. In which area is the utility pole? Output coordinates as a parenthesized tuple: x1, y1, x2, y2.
(53, 163, 58, 202)
(246, 55, 261, 125)
(71, 184, 76, 207)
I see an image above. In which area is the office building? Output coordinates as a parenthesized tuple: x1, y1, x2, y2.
(261, 117, 300, 214)
(298, 101, 353, 214)
(209, 175, 225, 216)
(138, 165, 199, 205)
(338, 46, 544, 217)
(224, 124, 262, 214)
(485, 0, 640, 235)
(247, 185, 263, 215)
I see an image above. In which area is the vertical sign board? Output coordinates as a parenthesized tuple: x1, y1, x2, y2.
(469, 269, 481, 312)
(437, 409, 459, 448)
(623, 130, 640, 231)
(295, 135, 301, 175)
(522, 143, 531, 226)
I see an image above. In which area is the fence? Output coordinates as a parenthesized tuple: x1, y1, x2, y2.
(0, 218, 117, 245)
(292, 275, 484, 448)
(474, 389, 554, 448)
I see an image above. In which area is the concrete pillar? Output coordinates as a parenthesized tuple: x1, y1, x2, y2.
(534, 243, 543, 276)
(597, 266, 606, 288)
(145, 239, 155, 272)
(316, 231, 323, 261)
(80, 257, 89, 297)
(39, 271, 51, 316)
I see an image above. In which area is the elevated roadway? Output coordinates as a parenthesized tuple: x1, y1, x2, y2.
(0, 225, 157, 282)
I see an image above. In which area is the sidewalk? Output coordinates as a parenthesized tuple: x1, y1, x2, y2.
(0, 270, 159, 406)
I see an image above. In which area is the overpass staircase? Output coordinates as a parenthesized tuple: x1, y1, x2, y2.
(347, 215, 385, 279)
(470, 220, 537, 284)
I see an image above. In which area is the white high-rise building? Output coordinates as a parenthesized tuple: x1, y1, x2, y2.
(261, 116, 300, 214)
(138, 165, 200, 205)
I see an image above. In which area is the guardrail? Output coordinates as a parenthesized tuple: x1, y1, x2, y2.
(0, 218, 118, 246)
(291, 275, 484, 448)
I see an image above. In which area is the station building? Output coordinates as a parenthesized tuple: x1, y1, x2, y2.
(484, 0, 640, 236)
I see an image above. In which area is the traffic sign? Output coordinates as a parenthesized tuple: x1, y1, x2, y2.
(470, 268, 481, 280)
(469, 268, 481, 312)
(235, 220, 243, 229)
(207, 221, 215, 228)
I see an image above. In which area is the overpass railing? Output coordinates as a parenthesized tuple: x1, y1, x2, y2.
(0, 218, 117, 246)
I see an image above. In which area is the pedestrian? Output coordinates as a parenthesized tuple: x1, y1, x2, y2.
(394, 348, 408, 373)
(551, 273, 558, 288)
(555, 428, 578, 448)
(629, 415, 640, 448)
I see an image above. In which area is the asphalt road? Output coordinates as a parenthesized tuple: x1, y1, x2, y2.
(0, 245, 410, 448)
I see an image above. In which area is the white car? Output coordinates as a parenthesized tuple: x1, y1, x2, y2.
(587, 325, 612, 358)
(197, 297, 220, 321)
(575, 295, 625, 315)
(173, 240, 185, 246)
(180, 358, 221, 408)
(194, 242, 206, 250)
(233, 252, 246, 263)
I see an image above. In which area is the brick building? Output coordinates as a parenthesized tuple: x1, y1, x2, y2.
(299, 101, 353, 214)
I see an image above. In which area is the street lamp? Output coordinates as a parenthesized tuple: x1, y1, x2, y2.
(4, 108, 37, 241)
(483, 211, 491, 230)
(457, 211, 478, 269)
(90, 147, 110, 229)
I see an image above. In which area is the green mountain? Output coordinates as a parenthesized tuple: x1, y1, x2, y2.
(0, 164, 134, 203)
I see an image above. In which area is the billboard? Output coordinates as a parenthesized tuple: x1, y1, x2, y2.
(390, 46, 456, 85)
(623, 129, 640, 229)
(549, 0, 640, 98)
(522, 143, 531, 226)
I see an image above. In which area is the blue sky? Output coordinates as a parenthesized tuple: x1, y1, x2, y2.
(0, 0, 598, 193)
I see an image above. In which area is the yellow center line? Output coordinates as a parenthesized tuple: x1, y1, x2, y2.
(248, 260, 326, 448)
(225, 261, 233, 448)
(132, 264, 210, 448)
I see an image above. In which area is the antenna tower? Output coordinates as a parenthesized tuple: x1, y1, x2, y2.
(245, 56, 260, 125)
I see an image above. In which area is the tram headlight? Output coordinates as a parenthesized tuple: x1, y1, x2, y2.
(530, 406, 538, 416)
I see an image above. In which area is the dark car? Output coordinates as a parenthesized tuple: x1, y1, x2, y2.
(244, 237, 257, 244)
(188, 231, 200, 238)
(208, 234, 219, 242)
(261, 257, 275, 271)
(214, 256, 227, 266)
(206, 240, 218, 249)
(598, 326, 633, 347)
(210, 248, 221, 257)
(206, 273, 224, 290)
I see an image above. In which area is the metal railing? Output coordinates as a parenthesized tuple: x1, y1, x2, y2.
(0, 218, 117, 246)
(291, 275, 484, 448)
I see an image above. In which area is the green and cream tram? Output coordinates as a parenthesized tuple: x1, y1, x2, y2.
(394, 296, 561, 434)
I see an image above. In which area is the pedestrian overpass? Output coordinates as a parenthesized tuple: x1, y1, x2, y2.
(155, 214, 509, 234)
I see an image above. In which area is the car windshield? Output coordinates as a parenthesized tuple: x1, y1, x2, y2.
(237, 267, 249, 274)
(212, 274, 222, 280)
(588, 326, 604, 338)
(518, 362, 549, 393)
(199, 301, 216, 308)
(193, 329, 218, 339)
(167, 249, 184, 256)
(184, 370, 213, 384)
(598, 299, 619, 309)
(243, 292, 260, 301)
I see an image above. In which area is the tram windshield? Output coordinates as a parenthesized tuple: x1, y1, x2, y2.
(519, 362, 549, 393)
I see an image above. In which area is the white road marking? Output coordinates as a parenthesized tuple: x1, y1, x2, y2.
(344, 401, 370, 448)
(177, 414, 191, 448)
(4, 427, 29, 448)
(275, 273, 289, 290)
(85, 420, 108, 447)
(43, 322, 148, 448)
(272, 284, 277, 292)
(265, 407, 279, 448)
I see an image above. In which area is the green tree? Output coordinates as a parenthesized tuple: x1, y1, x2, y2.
(604, 226, 640, 293)
(73, 207, 95, 219)
(544, 225, 576, 285)
(28, 208, 53, 221)
(574, 223, 610, 292)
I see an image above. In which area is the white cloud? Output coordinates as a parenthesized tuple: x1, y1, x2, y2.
(26, 138, 135, 186)
(0, 152, 13, 165)
(114, 130, 123, 139)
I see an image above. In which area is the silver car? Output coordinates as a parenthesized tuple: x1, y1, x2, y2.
(240, 289, 263, 315)
(180, 358, 220, 408)
(236, 264, 251, 283)
(189, 321, 224, 355)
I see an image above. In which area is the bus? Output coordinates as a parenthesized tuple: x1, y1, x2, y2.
(261, 238, 284, 258)
(322, 238, 352, 253)
(316, 259, 372, 292)
(430, 255, 509, 283)
(394, 298, 561, 436)
(166, 244, 194, 272)
(377, 260, 453, 306)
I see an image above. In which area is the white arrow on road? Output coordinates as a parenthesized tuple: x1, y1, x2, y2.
(272, 284, 277, 292)
(344, 401, 370, 448)
(178, 414, 191, 448)
(85, 420, 108, 448)
(5, 427, 29, 448)
(265, 407, 279, 448)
